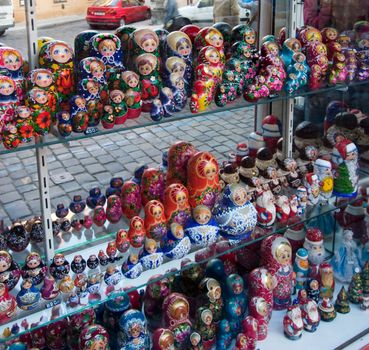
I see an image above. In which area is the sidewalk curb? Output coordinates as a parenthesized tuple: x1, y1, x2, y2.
(9, 17, 85, 32)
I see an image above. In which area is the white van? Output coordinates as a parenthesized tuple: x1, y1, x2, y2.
(0, 0, 15, 36)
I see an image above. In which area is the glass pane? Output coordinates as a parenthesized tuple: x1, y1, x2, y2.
(92, 0, 119, 7)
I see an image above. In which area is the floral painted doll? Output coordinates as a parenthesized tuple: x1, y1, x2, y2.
(169, 73, 187, 111)
(0, 47, 24, 102)
(15, 105, 34, 142)
(144, 199, 167, 241)
(136, 53, 162, 112)
(38, 40, 75, 110)
(89, 33, 124, 87)
(120, 70, 142, 118)
(109, 89, 128, 124)
(27, 68, 58, 119)
(231, 41, 258, 85)
(198, 46, 223, 83)
(164, 183, 191, 226)
(194, 27, 225, 66)
(284, 52, 309, 94)
(79, 56, 106, 84)
(26, 87, 51, 135)
(215, 70, 238, 107)
(130, 28, 160, 63)
(0, 74, 17, 120)
(73, 30, 98, 65)
(187, 151, 220, 208)
(121, 180, 142, 219)
(141, 167, 165, 205)
(115, 25, 136, 67)
(69, 95, 89, 133)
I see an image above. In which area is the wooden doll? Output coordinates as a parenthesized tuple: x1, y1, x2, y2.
(38, 40, 75, 110)
(187, 151, 220, 208)
(69, 95, 89, 133)
(121, 180, 142, 219)
(128, 216, 146, 248)
(164, 183, 191, 226)
(141, 167, 165, 205)
(194, 27, 225, 66)
(120, 70, 142, 119)
(136, 53, 162, 112)
(130, 28, 160, 63)
(73, 30, 98, 66)
(144, 199, 167, 241)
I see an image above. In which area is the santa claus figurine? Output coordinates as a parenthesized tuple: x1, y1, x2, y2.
(261, 114, 282, 154)
(248, 296, 270, 341)
(283, 304, 304, 340)
(255, 190, 276, 229)
(314, 159, 334, 202)
(300, 298, 320, 332)
(248, 131, 265, 158)
(303, 228, 326, 279)
(303, 173, 320, 208)
(331, 139, 359, 198)
(275, 195, 291, 225)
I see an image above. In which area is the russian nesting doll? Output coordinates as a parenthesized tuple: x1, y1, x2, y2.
(162, 222, 191, 259)
(121, 180, 142, 219)
(14, 105, 33, 143)
(130, 28, 160, 63)
(144, 200, 167, 241)
(120, 70, 142, 119)
(0, 251, 21, 291)
(194, 27, 225, 66)
(140, 238, 164, 269)
(21, 252, 47, 285)
(136, 53, 162, 112)
(168, 73, 187, 111)
(38, 40, 74, 110)
(0, 282, 16, 323)
(187, 151, 220, 208)
(109, 89, 128, 124)
(56, 110, 72, 137)
(198, 46, 223, 83)
(141, 167, 165, 205)
(152, 328, 176, 350)
(0, 46, 24, 102)
(164, 183, 191, 226)
(73, 30, 98, 66)
(260, 235, 294, 310)
(118, 309, 149, 349)
(167, 141, 197, 185)
(0, 74, 17, 122)
(115, 25, 136, 67)
(128, 216, 146, 248)
(69, 95, 89, 133)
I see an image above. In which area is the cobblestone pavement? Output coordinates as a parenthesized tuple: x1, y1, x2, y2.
(0, 107, 254, 226)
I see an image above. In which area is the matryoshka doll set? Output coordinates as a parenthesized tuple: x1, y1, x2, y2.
(38, 40, 75, 111)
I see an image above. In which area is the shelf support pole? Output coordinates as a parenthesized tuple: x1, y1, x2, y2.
(281, 0, 299, 158)
(25, 0, 55, 262)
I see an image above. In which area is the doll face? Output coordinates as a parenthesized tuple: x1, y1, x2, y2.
(128, 76, 138, 87)
(133, 220, 142, 231)
(310, 279, 319, 290)
(130, 254, 138, 264)
(61, 112, 70, 121)
(244, 30, 256, 45)
(87, 81, 99, 95)
(202, 310, 213, 325)
(111, 94, 122, 103)
(142, 38, 157, 53)
(35, 71, 53, 88)
(346, 150, 358, 161)
(177, 41, 191, 56)
(17, 106, 31, 119)
(129, 323, 142, 338)
(175, 191, 187, 206)
(208, 33, 223, 48)
(268, 43, 279, 56)
(0, 80, 14, 95)
(232, 186, 248, 206)
(152, 205, 162, 219)
(4, 52, 21, 71)
(27, 258, 40, 269)
(51, 44, 72, 63)
(90, 340, 107, 350)
(194, 206, 211, 225)
(173, 224, 184, 239)
(138, 63, 153, 75)
(0, 258, 10, 272)
(34, 89, 48, 104)
(175, 78, 185, 90)
(23, 280, 33, 289)
(326, 29, 337, 41)
(204, 162, 217, 180)
(173, 305, 188, 320)
(98, 39, 116, 57)
(145, 240, 157, 254)
(54, 255, 65, 266)
(275, 243, 292, 265)
(90, 61, 104, 78)
(207, 48, 220, 64)
(242, 46, 252, 58)
(74, 255, 82, 264)
(172, 64, 185, 75)
(75, 97, 86, 108)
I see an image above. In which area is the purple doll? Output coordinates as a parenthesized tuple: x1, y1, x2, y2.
(41, 274, 59, 300)
(69, 95, 89, 133)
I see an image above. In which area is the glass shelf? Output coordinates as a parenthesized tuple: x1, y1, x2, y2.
(0, 189, 365, 342)
(1, 79, 368, 156)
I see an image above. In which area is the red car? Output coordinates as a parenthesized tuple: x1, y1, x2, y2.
(86, 0, 151, 28)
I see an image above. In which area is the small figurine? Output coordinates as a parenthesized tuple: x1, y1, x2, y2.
(293, 248, 309, 293)
(98, 250, 109, 267)
(6, 221, 30, 252)
(115, 229, 130, 254)
(300, 298, 320, 332)
(84, 215, 93, 229)
(109, 89, 128, 124)
(163, 183, 191, 226)
(216, 319, 232, 349)
(195, 307, 216, 349)
(318, 298, 337, 322)
(118, 309, 149, 349)
(361, 295, 369, 310)
(332, 229, 361, 283)
(152, 328, 176, 350)
(101, 105, 115, 129)
(144, 200, 167, 242)
(93, 206, 107, 227)
(71, 255, 87, 274)
(58, 275, 74, 294)
(162, 293, 192, 350)
(122, 253, 143, 279)
(140, 238, 164, 270)
(198, 277, 223, 324)
(21, 252, 47, 286)
(303, 228, 326, 278)
(334, 286, 350, 314)
(69, 194, 86, 214)
(261, 235, 294, 310)
(283, 305, 303, 340)
(348, 270, 363, 304)
(106, 194, 122, 223)
(184, 205, 219, 247)
(255, 190, 276, 228)
(86, 187, 106, 209)
(362, 262, 369, 295)
(16, 278, 41, 311)
(248, 296, 270, 341)
(162, 222, 191, 260)
(87, 254, 99, 270)
(120, 70, 142, 119)
(213, 183, 257, 242)
(319, 262, 335, 300)
(74, 273, 89, 305)
(0, 251, 21, 291)
(121, 180, 142, 219)
(128, 216, 146, 248)
(79, 324, 109, 350)
(303, 173, 320, 207)
(104, 265, 123, 287)
(49, 253, 70, 280)
(40, 274, 59, 300)
(0, 282, 16, 324)
(331, 139, 359, 198)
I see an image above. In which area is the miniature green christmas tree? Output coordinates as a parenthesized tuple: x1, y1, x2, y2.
(348, 269, 363, 304)
(335, 286, 350, 314)
(334, 162, 355, 195)
(361, 261, 369, 295)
